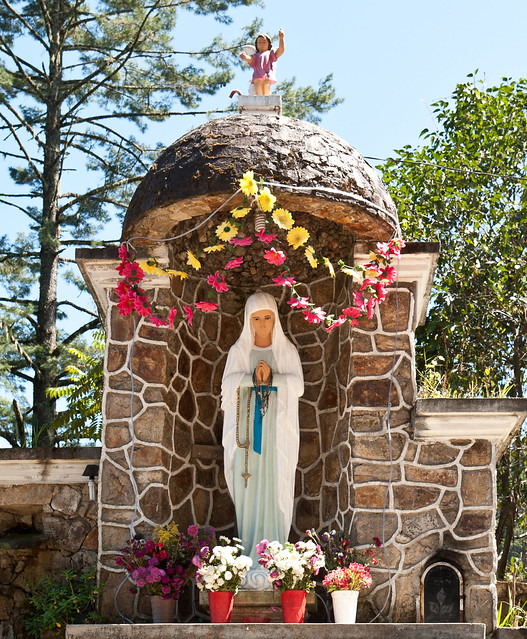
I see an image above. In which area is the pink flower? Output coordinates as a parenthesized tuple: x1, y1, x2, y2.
(133, 293, 151, 317)
(229, 236, 253, 246)
(287, 296, 311, 309)
(353, 290, 366, 309)
(183, 305, 193, 326)
(325, 315, 347, 333)
(195, 301, 218, 312)
(303, 307, 326, 324)
(167, 307, 177, 329)
(117, 290, 135, 316)
(117, 260, 144, 282)
(380, 265, 396, 284)
(187, 525, 199, 536)
(367, 296, 377, 319)
(116, 280, 131, 296)
(225, 256, 244, 270)
(375, 282, 387, 302)
(207, 271, 229, 292)
(149, 314, 168, 327)
(272, 271, 296, 287)
(360, 278, 376, 293)
(118, 243, 133, 261)
(263, 247, 286, 265)
(256, 229, 277, 244)
(342, 306, 362, 319)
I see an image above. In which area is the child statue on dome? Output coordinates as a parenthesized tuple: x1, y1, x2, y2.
(240, 30, 285, 96)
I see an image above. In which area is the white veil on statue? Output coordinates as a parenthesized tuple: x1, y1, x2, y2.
(221, 291, 304, 550)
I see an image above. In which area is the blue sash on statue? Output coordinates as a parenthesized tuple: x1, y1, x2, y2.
(251, 386, 277, 454)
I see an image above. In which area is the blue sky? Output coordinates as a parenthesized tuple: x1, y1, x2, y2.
(173, 0, 527, 165)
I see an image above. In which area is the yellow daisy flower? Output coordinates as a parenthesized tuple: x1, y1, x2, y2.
(257, 187, 276, 213)
(166, 269, 188, 280)
(215, 221, 239, 242)
(240, 170, 258, 196)
(203, 244, 226, 253)
(323, 256, 335, 277)
(305, 245, 318, 268)
(139, 260, 164, 277)
(231, 207, 251, 219)
(272, 207, 294, 230)
(286, 226, 310, 250)
(186, 251, 201, 271)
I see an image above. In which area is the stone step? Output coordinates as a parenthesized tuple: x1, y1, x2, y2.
(66, 622, 486, 639)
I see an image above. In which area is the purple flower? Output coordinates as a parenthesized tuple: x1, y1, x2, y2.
(187, 524, 199, 536)
(255, 539, 269, 555)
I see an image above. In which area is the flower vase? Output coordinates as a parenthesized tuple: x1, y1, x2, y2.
(331, 589, 359, 623)
(150, 596, 176, 623)
(281, 589, 307, 623)
(208, 591, 234, 623)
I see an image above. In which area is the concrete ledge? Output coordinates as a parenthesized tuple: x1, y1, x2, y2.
(0, 447, 101, 485)
(66, 622, 486, 639)
(413, 398, 527, 458)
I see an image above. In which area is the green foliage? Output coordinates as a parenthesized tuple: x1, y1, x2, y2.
(24, 569, 103, 637)
(380, 73, 527, 579)
(45, 331, 105, 445)
(277, 74, 344, 124)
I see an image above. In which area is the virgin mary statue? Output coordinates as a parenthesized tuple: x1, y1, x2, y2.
(221, 291, 304, 565)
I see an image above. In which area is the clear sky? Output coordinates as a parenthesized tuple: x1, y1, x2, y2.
(172, 0, 527, 165)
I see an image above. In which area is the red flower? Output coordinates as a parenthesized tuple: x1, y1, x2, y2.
(207, 271, 228, 292)
(195, 301, 218, 312)
(133, 293, 151, 317)
(224, 256, 244, 270)
(353, 290, 366, 309)
(380, 265, 396, 284)
(263, 247, 287, 265)
(303, 307, 326, 324)
(117, 260, 144, 283)
(167, 307, 177, 329)
(229, 236, 253, 246)
(272, 271, 296, 287)
(118, 243, 133, 261)
(117, 290, 135, 316)
(367, 296, 376, 319)
(256, 229, 277, 244)
(149, 314, 168, 327)
(183, 305, 193, 326)
(342, 306, 362, 319)
(287, 296, 311, 309)
(325, 315, 347, 333)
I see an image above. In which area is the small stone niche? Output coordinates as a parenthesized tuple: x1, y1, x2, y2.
(421, 561, 464, 623)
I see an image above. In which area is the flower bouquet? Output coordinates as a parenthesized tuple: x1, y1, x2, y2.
(322, 563, 373, 592)
(192, 536, 252, 623)
(256, 538, 325, 623)
(307, 529, 380, 624)
(115, 523, 214, 600)
(192, 536, 253, 593)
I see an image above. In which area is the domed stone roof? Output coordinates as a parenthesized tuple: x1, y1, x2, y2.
(122, 113, 398, 240)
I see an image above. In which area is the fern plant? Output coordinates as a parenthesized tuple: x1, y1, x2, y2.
(46, 331, 105, 444)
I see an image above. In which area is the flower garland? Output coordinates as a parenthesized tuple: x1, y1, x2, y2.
(114, 171, 405, 331)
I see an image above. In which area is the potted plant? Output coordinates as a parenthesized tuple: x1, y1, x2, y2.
(192, 535, 252, 623)
(115, 523, 214, 623)
(308, 529, 380, 623)
(256, 538, 325, 623)
(322, 562, 373, 623)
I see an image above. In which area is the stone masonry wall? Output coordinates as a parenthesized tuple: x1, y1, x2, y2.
(0, 481, 97, 639)
(350, 290, 497, 630)
(100, 253, 497, 629)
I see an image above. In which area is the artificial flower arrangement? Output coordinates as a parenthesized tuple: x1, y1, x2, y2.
(115, 523, 214, 600)
(307, 529, 380, 592)
(256, 538, 325, 592)
(114, 170, 405, 332)
(192, 535, 253, 593)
